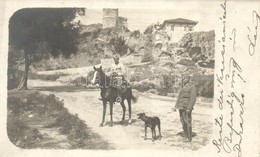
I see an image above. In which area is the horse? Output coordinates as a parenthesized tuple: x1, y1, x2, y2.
(91, 65, 137, 127)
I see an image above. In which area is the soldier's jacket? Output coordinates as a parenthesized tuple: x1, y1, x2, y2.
(175, 83, 197, 110)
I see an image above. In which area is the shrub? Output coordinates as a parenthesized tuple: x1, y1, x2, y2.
(177, 59, 195, 66)
(54, 112, 87, 140)
(7, 97, 26, 114)
(132, 79, 155, 92)
(8, 68, 23, 90)
(141, 51, 154, 63)
(192, 74, 214, 98)
(7, 92, 89, 146)
(7, 116, 42, 148)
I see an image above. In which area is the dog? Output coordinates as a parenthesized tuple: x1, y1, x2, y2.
(137, 113, 162, 141)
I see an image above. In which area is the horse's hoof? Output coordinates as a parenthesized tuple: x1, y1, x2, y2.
(109, 123, 113, 127)
(144, 137, 147, 140)
(128, 119, 132, 124)
(152, 139, 155, 142)
(99, 123, 104, 127)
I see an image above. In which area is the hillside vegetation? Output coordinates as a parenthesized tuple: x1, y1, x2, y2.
(14, 23, 215, 98)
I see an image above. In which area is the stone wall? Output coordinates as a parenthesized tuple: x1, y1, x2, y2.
(103, 9, 118, 28)
(117, 16, 128, 29)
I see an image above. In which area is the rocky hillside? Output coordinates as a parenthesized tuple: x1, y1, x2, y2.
(178, 30, 215, 68)
(29, 23, 215, 98)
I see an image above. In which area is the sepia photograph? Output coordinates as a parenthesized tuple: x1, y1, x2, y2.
(0, 0, 260, 157)
(7, 7, 214, 150)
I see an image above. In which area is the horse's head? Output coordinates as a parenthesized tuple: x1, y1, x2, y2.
(91, 65, 105, 86)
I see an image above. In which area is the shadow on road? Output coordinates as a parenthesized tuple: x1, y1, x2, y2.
(31, 85, 99, 93)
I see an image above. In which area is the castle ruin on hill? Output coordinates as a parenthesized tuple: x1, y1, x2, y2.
(102, 8, 128, 30)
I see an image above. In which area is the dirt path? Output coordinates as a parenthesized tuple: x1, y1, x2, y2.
(28, 79, 213, 150)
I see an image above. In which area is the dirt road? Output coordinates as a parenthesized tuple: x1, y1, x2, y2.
(28, 79, 213, 150)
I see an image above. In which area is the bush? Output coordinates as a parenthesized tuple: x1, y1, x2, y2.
(7, 92, 89, 147)
(177, 59, 195, 66)
(141, 51, 154, 63)
(7, 116, 42, 148)
(54, 112, 87, 140)
(8, 68, 23, 90)
(7, 97, 26, 114)
(129, 72, 147, 82)
(132, 79, 155, 92)
(192, 74, 214, 98)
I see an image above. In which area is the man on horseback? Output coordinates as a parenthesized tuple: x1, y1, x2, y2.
(92, 55, 136, 127)
(106, 54, 128, 102)
(98, 54, 128, 102)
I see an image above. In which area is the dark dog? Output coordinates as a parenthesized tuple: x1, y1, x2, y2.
(137, 113, 162, 141)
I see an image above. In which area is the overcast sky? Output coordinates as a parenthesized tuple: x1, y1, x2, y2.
(77, 1, 219, 32)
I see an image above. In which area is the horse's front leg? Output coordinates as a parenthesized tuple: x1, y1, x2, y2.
(109, 102, 113, 127)
(120, 101, 126, 123)
(127, 98, 132, 124)
(100, 101, 107, 127)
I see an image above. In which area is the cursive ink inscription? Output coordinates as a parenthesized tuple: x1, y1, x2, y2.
(213, 0, 246, 156)
(216, 0, 227, 86)
(247, 11, 260, 56)
(226, 93, 245, 157)
(218, 90, 224, 110)
(228, 58, 245, 88)
(212, 115, 223, 153)
(230, 28, 236, 52)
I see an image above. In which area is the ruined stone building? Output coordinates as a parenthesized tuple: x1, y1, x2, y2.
(102, 8, 128, 30)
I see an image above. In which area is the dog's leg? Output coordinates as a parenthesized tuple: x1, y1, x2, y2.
(152, 126, 156, 141)
(109, 102, 113, 127)
(100, 100, 107, 127)
(158, 123, 162, 140)
(144, 124, 147, 140)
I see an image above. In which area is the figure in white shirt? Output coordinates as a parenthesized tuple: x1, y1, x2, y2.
(99, 54, 128, 102)
(110, 54, 126, 77)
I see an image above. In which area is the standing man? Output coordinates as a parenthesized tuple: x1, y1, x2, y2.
(173, 75, 197, 142)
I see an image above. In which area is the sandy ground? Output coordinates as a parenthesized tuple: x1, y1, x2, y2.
(28, 79, 213, 150)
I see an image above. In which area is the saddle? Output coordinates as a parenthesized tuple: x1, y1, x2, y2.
(110, 74, 129, 94)
(111, 76, 124, 88)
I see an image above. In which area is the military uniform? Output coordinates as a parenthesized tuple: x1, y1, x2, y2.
(174, 80, 197, 142)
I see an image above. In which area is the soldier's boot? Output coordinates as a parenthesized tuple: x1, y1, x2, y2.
(187, 126, 192, 142)
(187, 111, 192, 142)
(182, 124, 188, 140)
(184, 117, 192, 142)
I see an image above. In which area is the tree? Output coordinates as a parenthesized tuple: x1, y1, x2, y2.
(9, 8, 85, 90)
(109, 36, 128, 56)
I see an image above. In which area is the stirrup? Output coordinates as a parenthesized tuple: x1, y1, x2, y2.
(116, 96, 122, 103)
